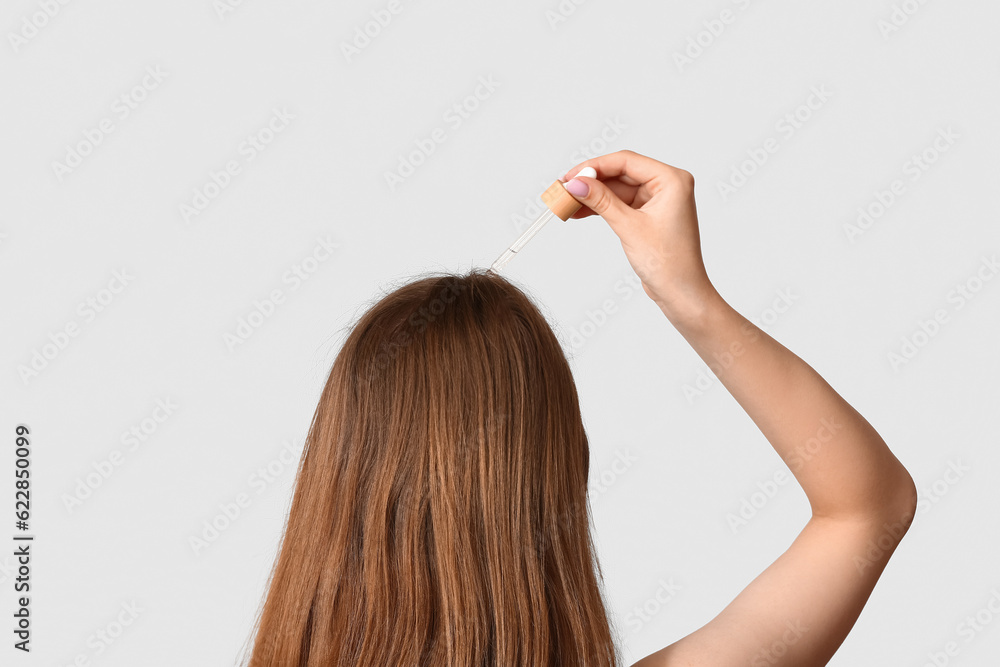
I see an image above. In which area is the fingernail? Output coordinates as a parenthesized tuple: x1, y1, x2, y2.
(565, 178, 589, 197)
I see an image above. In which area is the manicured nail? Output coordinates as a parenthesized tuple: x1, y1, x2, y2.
(565, 178, 589, 197)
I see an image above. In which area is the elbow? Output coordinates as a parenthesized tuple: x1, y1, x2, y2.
(899, 472, 919, 530)
(883, 466, 918, 538)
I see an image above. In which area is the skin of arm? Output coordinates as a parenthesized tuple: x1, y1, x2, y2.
(559, 150, 918, 667)
(631, 288, 917, 667)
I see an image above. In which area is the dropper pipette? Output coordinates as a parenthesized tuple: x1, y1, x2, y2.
(490, 167, 596, 273)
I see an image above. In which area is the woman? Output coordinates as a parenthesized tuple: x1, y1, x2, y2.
(242, 150, 917, 666)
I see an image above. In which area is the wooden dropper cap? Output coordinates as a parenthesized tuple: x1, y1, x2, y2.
(540, 167, 595, 221)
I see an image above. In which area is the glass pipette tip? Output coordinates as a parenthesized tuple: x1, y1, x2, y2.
(490, 208, 556, 273)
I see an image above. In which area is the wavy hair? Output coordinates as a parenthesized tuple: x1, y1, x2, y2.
(243, 269, 620, 666)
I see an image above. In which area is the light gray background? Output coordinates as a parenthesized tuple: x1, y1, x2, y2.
(2, 0, 998, 664)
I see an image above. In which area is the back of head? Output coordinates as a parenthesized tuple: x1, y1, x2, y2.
(245, 268, 619, 666)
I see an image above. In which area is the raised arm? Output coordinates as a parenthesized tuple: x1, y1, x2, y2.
(560, 150, 918, 667)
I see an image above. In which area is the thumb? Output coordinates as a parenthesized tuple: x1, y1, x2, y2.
(564, 175, 632, 227)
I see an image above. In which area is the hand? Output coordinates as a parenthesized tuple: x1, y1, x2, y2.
(561, 150, 718, 321)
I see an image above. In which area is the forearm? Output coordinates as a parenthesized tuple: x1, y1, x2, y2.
(663, 287, 916, 520)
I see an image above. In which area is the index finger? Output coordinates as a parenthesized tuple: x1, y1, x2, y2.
(561, 149, 678, 187)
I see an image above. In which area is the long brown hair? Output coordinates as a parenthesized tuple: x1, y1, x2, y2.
(242, 269, 621, 666)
